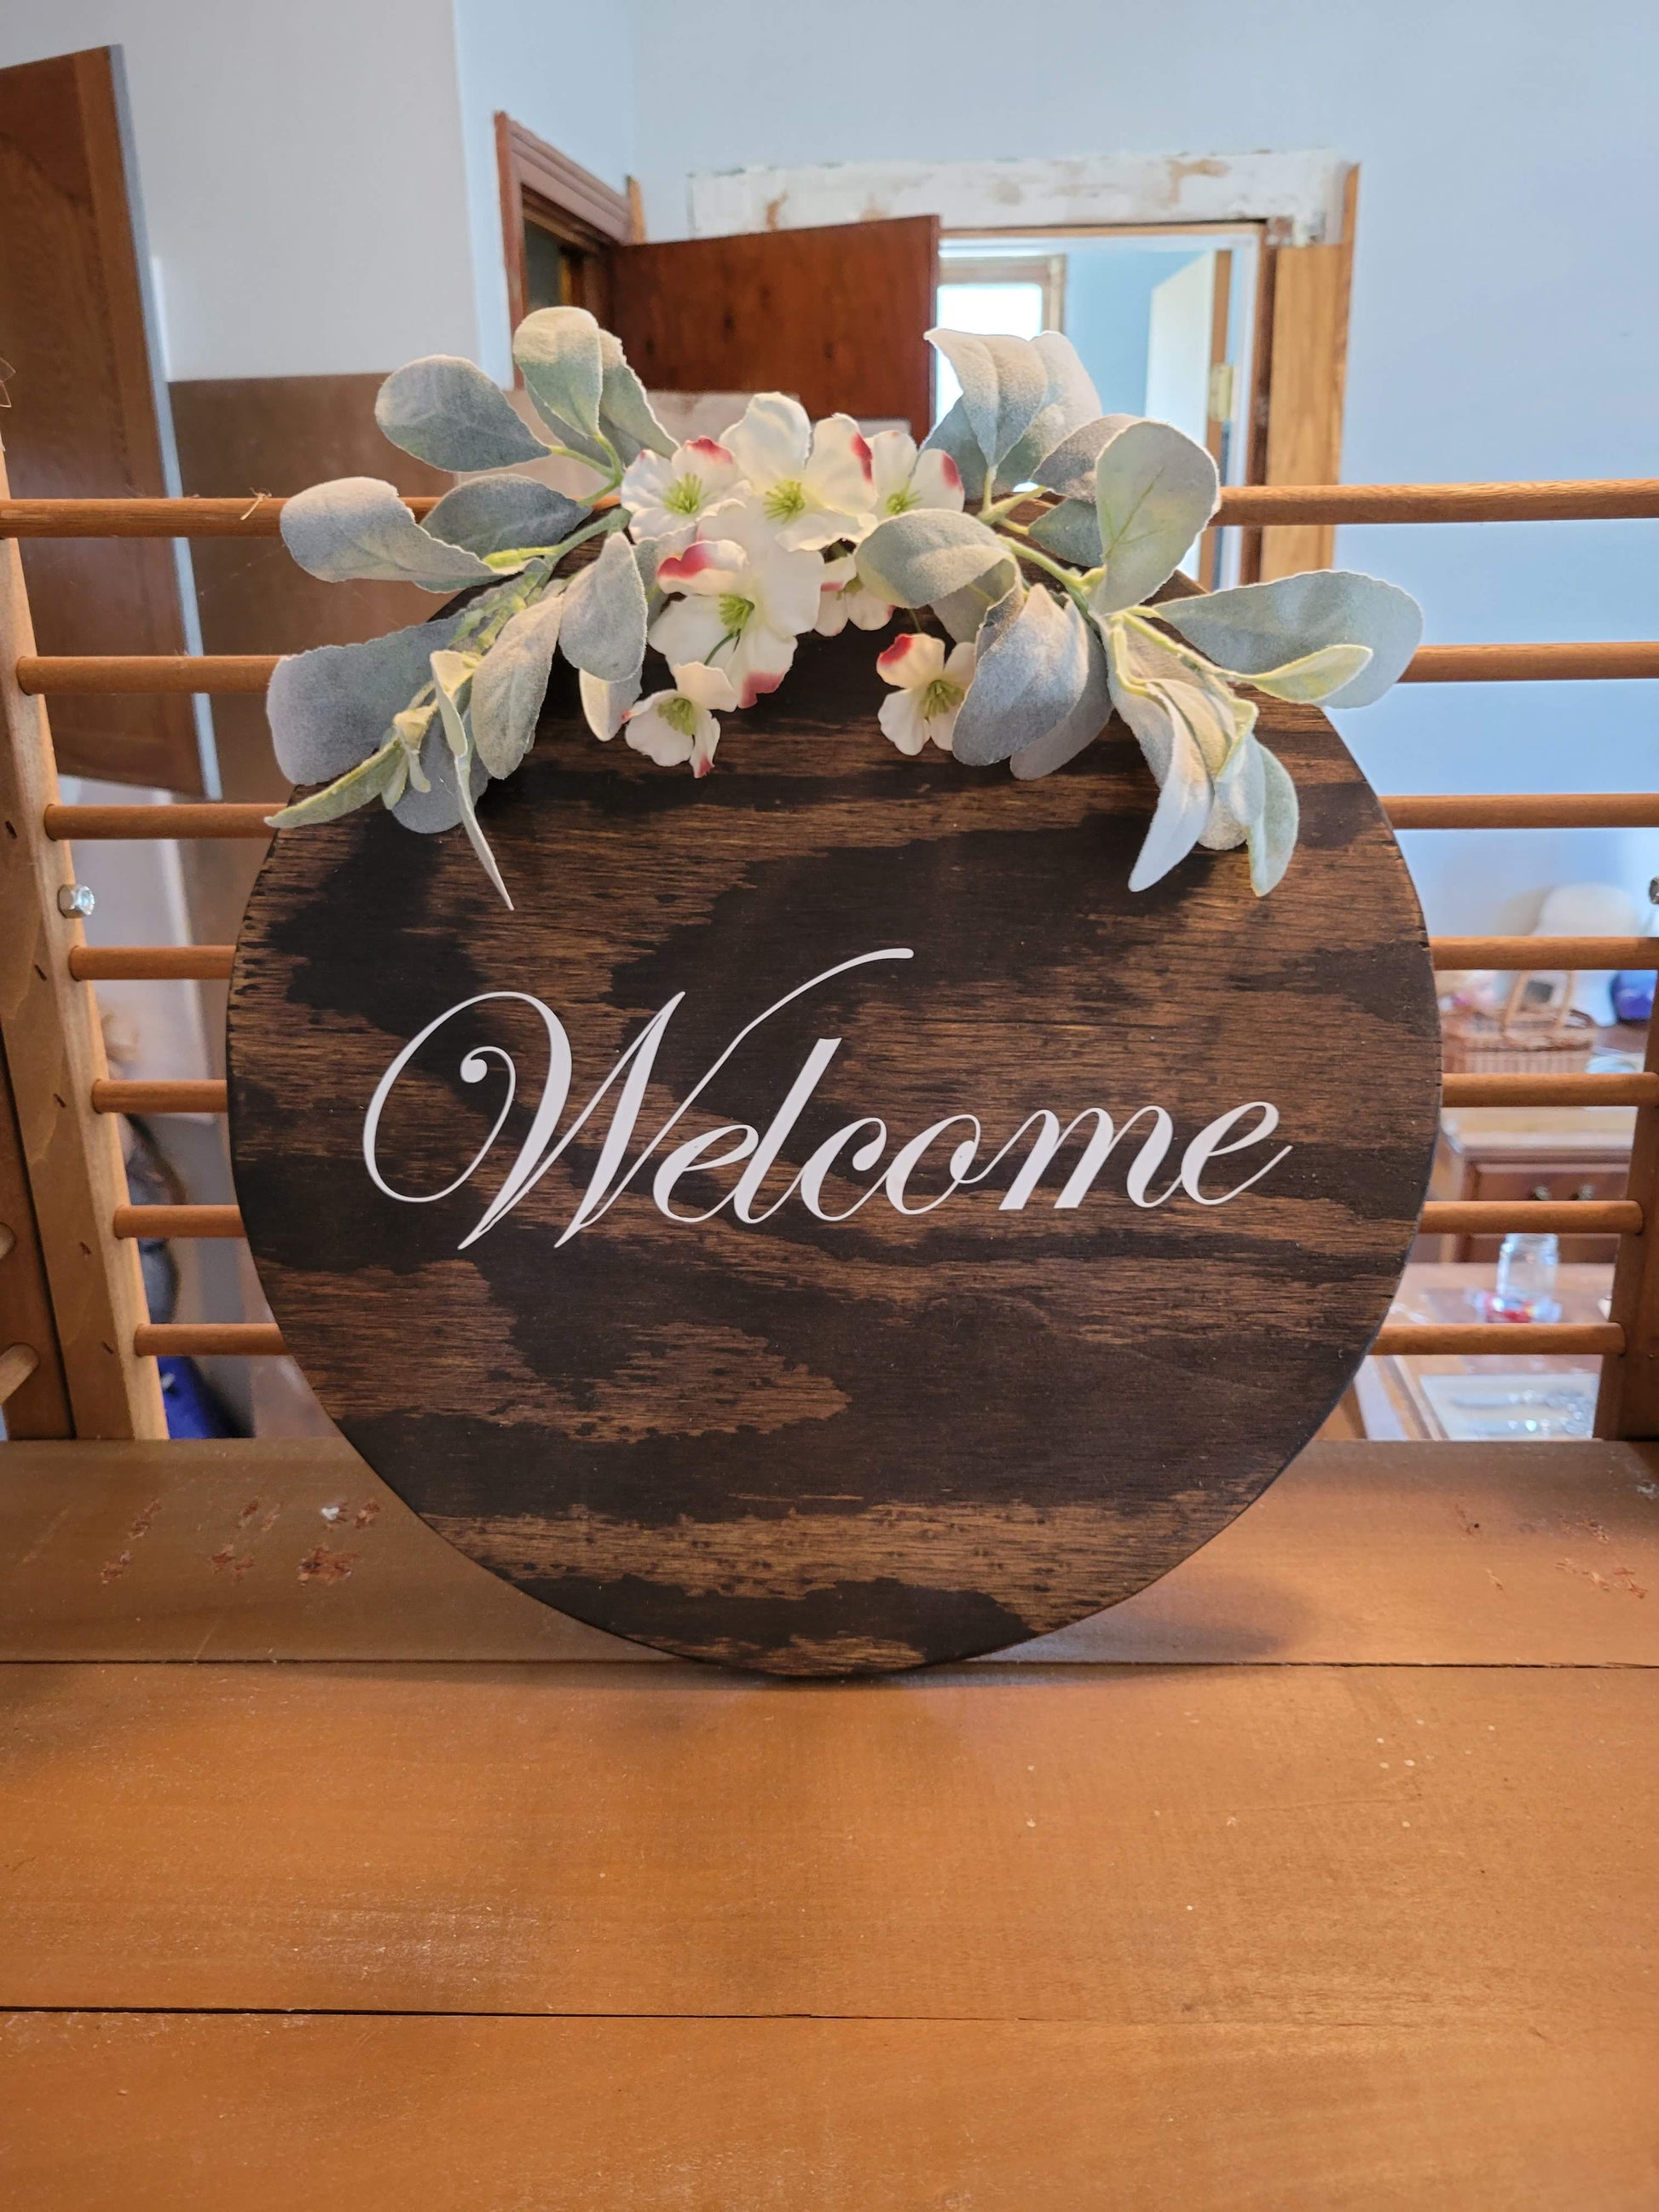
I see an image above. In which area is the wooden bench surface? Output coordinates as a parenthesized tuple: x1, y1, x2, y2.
(2, 1436, 1656, 2208)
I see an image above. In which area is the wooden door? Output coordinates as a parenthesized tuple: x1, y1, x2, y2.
(608, 217, 939, 440)
(0, 46, 205, 792)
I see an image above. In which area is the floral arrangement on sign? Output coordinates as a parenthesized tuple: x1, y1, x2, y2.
(269, 307, 1422, 909)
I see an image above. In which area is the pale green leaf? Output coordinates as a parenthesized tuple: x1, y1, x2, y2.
(1248, 742, 1300, 894)
(995, 333, 1103, 489)
(930, 553, 1020, 642)
(267, 612, 466, 784)
(280, 477, 500, 590)
(1032, 413, 1136, 501)
(471, 586, 565, 777)
(375, 355, 551, 471)
(926, 329, 1047, 471)
(1245, 641, 1373, 703)
(598, 331, 673, 460)
(580, 667, 642, 740)
(514, 306, 605, 448)
(952, 586, 1094, 767)
(921, 397, 987, 503)
(560, 529, 647, 681)
(1090, 420, 1220, 615)
(1157, 571, 1423, 707)
(1009, 619, 1110, 779)
(855, 509, 1010, 609)
(265, 736, 404, 827)
(431, 650, 512, 908)
(1026, 497, 1101, 568)
(424, 476, 589, 559)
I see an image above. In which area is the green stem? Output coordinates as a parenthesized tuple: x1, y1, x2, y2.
(1005, 537, 1094, 615)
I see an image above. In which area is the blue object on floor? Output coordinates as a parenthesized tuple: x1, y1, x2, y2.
(158, 1354, 238, 1439)
(1610, 970, 1656, 1025)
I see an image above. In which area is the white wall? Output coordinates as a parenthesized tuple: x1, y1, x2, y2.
(0, 0, 477, 378)
(451, 0, 639, 385)
(630, 0, 1659, 932)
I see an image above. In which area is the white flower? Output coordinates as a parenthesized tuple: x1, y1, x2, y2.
(867, 429, 963, 520)
(650, 500, 824, 707)
(875, 632, 977, 755)
(624, 661, 740, 778)
(619, 436, 746, 552)
(720, 395, 875, 551)
(815, 552, 896, 637)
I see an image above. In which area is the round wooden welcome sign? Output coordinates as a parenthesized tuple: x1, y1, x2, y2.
(228, 628, 1440, 1673)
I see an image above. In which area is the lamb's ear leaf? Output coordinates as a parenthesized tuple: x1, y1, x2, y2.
(930, 552, 1020, 643)
(926, 329, 1047, 471)
(1090, 419, 1220, 615)
(423, 476, 589, 559)
(995, 333, 1103, 490)
(952, 586, 1094, 767)
(1158, 571, 1423, 707)
(429, 650, 512, 908)
(598, 331, 673, 461)
(1009, 617, 1110, 779)
(265, 737, 405, 827)
(514, 306, 605, 447)
(375, 355, 551, 471)
(266, 612, 467, 784)
(856, 508, 1010, 609)
(1032, 413, 1136, 500)
(580, 668, 642, 740)
(388, 713, 487, 835)
(1244, 641, 1373, 703)
(280, 477, 500, 590)
(560, 528, 648, 681)
(471, 586, 566, 777)
(1106, 635, 1215, 892)
(1026, 496, 1102, 567)
(1248, 742, 1300, 894)
(921, 396, 987, 504)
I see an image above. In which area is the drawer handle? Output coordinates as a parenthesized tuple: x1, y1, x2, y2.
(1529, 1182, 1552, 1200)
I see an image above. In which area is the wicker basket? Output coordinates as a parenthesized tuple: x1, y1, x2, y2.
(1441, 971, 1598, 1074)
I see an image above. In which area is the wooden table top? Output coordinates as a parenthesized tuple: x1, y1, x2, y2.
(2, 1434, 1656, 2208)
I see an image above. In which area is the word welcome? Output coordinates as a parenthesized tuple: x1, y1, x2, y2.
(362, 950, 1292, 1250)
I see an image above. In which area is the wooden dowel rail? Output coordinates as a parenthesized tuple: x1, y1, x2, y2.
(1430, 937, 1658, 970)
(91, 1080, 228, 1114)
(135, 1323, 285, 1357)
(1373, 1321, 1623, 1356)
(7, 482, 1659, 537)
(46, 803, 273, 840)
(68, 947, 234, 981)
(113, 1205, 245, 1240)
(101, 1196, 1645, 1247)
(1442, 1073, 1659, 1106)
(43, 798, 1659, 845)
(19, 641, 1659, 696)
(1419, 1200, 1641, 1236)
(78, 1075, 1659, 1114)
(1383, 794, 1659, 829)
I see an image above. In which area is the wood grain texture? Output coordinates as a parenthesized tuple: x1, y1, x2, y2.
(0, 49, 199, 790)
(609, 217, 939, 438)
(226, 628, 1440, 1672)
(3, 2012, 1655, 2212)
(1257, 166, 1357, 580)
(1, 1437, 1656, 1667)
(0, 1032, 72, 1435)
(0, 1659, 1654, 2019)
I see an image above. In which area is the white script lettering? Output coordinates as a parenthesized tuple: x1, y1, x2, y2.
(361, 950, 1291, 1249)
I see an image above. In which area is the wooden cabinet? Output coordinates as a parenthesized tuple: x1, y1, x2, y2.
(1425, 1108, 1634, 1262)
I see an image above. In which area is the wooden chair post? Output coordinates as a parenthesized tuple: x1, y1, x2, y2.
(0, 447, 165, 1439)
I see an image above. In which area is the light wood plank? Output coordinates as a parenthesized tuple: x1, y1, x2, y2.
(0, 1660, 1653, 2019)
(2, 1438, 1656, 1666)
(1, 2012, 1654, 2212)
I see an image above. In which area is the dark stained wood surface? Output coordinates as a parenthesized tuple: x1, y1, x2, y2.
(227, 629, 1441, 1672)
(0, 48, 200, 791)
(609, 216, 939, 438)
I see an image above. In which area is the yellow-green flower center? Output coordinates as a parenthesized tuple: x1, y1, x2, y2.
(921, 677, 963, 719)
(717, 592, 755, 636)
(763, 479, 807, 523)
(665, 475, 703, 515)
(662, 695, 699, 736)
(883, 485, 920, 515)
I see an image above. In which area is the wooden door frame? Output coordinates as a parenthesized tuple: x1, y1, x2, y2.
(494, 115, 642, 349)
(689, 153, 1358, 579)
